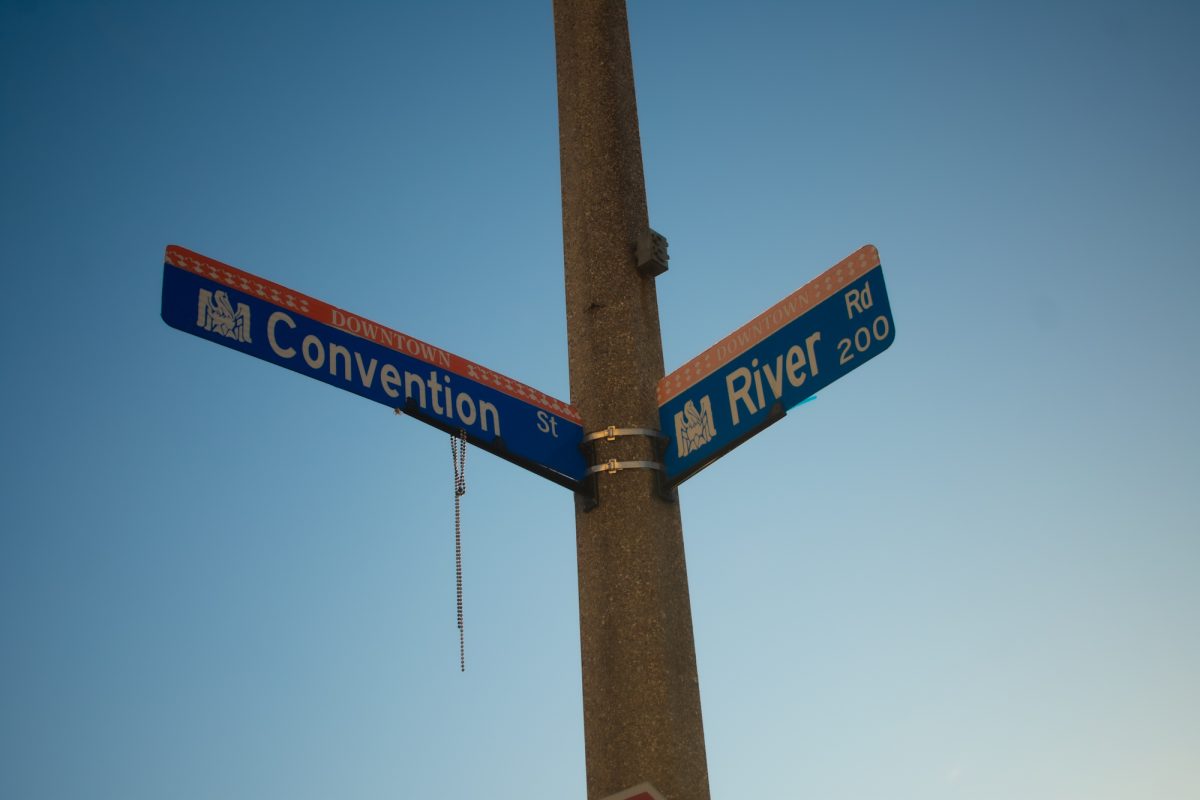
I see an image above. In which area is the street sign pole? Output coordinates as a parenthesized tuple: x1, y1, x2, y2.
(553, 2, 711, 799)
(162, 5, 898, 796)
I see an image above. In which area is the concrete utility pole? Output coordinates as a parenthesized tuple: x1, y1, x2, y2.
(553, 2, 711, 799)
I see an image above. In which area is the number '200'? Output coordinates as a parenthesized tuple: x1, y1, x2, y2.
(838, 315, 890, 365)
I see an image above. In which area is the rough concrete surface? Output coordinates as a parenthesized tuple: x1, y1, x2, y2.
(554, 2, 711, 799)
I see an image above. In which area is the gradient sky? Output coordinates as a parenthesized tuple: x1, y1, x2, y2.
(2, 1, 1198, 798)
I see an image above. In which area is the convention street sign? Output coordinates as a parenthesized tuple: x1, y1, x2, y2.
(657, 244, 895, 486)
(160, 245, 587, 489)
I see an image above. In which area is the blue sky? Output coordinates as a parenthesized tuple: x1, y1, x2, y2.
(2, 1, 1198, 798)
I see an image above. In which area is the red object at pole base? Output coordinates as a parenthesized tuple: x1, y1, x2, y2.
(599, 783, 666, 800)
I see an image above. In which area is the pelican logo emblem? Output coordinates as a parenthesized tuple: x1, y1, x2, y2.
(674, 396, 716, 458)
(196, 289, 252, 343)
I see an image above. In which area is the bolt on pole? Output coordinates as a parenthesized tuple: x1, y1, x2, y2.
(552, 2, 711, 799)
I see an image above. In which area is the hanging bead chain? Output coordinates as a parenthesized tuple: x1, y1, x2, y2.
(451, 430, 467, 672)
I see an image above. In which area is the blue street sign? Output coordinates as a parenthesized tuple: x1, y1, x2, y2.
(161, 246, 587, 489)
(657, 245, 895, 485)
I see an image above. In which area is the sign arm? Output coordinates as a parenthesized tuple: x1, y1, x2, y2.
(161, 246, 590, 490)
(656, 245, 894, 484)
(663, 401, 788, 488)
(395, 399, 584, 492)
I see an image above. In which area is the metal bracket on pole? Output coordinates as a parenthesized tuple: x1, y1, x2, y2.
(586, 459, 664, 476)
(635, 228, 669, 277)
(581, 425, 666, 445)
(577, 425, 676, 511)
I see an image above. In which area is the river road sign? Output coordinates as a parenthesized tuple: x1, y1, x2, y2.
(160, 245, 587, 489)
(657, 244, 895, 485)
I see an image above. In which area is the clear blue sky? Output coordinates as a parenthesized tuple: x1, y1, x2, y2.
(3, 1, 1198, 798)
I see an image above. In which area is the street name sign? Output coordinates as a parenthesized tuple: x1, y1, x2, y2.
(161, 245, 587, 489)
(657, 244, 895, 485)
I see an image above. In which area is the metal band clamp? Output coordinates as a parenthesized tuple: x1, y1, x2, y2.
(581, 425, 667, 444)
(577, 424, 674, 507)
(586, 459, 665, 476)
